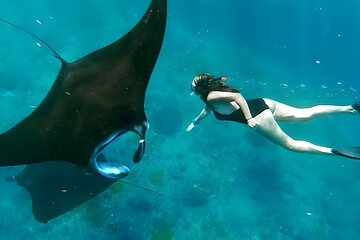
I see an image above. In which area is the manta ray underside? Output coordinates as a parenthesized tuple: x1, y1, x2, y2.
(1, 0, 167, 223)
(11, 154, 115, 223)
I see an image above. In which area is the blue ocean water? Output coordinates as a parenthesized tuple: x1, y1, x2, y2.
(1, 0, 360, 239)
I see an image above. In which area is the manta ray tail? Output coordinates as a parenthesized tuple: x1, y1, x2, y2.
(0, 18, 66, 63)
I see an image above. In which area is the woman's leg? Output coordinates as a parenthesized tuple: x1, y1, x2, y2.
(263, 98, 356, 122)
(253, 110, 333, 155)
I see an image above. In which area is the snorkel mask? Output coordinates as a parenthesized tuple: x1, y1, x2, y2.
(190, 73, 227, 96)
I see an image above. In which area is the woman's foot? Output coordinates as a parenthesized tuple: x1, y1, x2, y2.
(351, 101, 360, 113)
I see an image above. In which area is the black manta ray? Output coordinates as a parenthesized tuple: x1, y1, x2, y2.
(1, 0, 167, 222)
(0, 0, 166, 178)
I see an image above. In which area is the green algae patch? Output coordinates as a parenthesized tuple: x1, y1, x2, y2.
(148, 169, 164, 186)
(109, 181, 125, 194)
(151, 218, 173, 240)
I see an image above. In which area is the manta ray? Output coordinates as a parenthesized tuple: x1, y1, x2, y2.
(1, 0, 167, 222)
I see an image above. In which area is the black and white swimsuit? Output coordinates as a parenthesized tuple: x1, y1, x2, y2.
(208, 98, 269, 124)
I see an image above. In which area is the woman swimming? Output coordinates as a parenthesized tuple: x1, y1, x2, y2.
(186, 73, 360, 159)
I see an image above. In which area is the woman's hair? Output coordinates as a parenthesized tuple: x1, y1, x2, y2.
(191, 73, 239, 102)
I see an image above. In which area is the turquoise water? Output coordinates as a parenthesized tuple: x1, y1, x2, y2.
(1, 0, 360, 239)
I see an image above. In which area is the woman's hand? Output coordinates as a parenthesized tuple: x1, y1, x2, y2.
(247, 118, 260, 129)
(186, 122, 196, 132)
(186, 119, 199, 132)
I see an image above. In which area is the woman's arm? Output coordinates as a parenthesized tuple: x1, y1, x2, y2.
(207, 91, 252, 120)
(186, 106, 212, 132)
(207, 91, 259, 128)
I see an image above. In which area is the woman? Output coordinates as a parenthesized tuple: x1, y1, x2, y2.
(186, 73, 360, 159)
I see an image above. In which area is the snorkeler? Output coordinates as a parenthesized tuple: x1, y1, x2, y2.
(186, 73, 360, 159)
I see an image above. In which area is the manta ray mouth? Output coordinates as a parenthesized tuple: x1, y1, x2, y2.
(94, 161, 130, 179)
(89, 122, 147, 179)
(90, 131, 131, 179)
